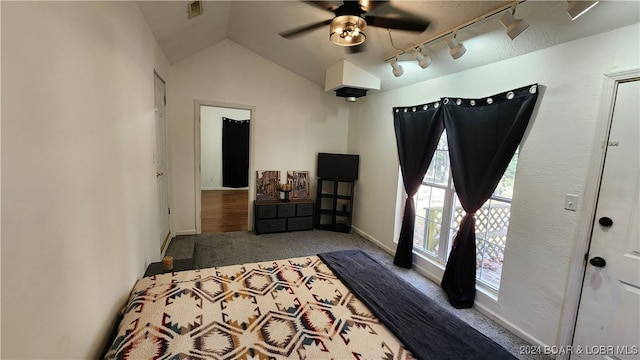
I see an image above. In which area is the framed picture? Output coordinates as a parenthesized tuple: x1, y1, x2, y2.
(287, 171, 310, 199)
(256, 170, 280, 201)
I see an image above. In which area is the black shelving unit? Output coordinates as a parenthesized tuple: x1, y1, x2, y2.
(315, 178, 355, 233)
(254, 199, 314, 234)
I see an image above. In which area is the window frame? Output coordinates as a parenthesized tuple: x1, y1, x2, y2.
(412, 133, 519, 291)
(415, 176, 456, 263)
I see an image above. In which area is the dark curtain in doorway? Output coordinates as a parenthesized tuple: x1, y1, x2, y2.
(392, 103, 444, 268)
(440, 84, 539, 308)
(222, 117, 250, 188)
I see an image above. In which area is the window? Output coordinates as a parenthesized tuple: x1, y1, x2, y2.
(413, 131, 518, 290)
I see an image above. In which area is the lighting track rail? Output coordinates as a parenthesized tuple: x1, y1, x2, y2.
(384, 0, 528, 63)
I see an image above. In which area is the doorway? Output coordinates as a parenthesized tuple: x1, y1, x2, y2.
(155, 72, 171, 251)
(195, 101, 254, 234)
(571, 75, 639, 358)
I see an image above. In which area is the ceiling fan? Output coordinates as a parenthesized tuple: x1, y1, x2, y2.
(279, 1, 430, 51)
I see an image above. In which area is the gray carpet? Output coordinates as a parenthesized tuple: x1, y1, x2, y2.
(166, 230, 551, 360)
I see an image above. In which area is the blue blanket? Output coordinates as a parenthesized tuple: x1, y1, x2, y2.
(318, 249, 516, 360)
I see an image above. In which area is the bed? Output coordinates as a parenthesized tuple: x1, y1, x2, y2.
(104, 249, 515, 359)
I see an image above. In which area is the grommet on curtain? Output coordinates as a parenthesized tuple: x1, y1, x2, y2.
(529, 85, 537, 94)
(434, 102, 440, 108)
(506, 91, 515, 99)
(404, 108, 408, 112)
(487, 98, 493, 104)
(470, 100, 476, 106)
(456, 99, 462, 105)
(443, 98, 450, 104)
(412, 107, 417, 112)
(423, 104, 428, 110)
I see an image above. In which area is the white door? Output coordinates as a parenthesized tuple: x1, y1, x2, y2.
(572, 79, 640, 359)
(155, 72, 171, 251)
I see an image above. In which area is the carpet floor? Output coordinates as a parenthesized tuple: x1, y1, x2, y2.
(165, 230, 551, 360)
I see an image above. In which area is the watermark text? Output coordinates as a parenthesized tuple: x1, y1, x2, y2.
(520, 345, 639, 356)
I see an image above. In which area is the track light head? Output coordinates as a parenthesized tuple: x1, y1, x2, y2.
(411, 48, 432, 69)
(445, 33, 466, 60)
(390, 58, 404, 77)
(567, 1, 599, 20)
(499, 11, 529, 40)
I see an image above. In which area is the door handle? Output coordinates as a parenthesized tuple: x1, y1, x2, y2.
(589, 256, 606, 268)
(156, 172, 164, 177)
(598, 217, 613, 227)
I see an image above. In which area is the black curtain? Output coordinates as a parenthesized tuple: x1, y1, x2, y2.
(222, 117, 250, 188)
(393, 103, 444, 268)
(440, 84, 539, 308)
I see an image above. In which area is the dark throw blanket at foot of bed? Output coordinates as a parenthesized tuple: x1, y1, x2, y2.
(318, 249, 516, 360)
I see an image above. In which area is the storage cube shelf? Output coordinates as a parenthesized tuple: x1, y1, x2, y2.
(315, 178, 354, 233)
(254, 199, 314, 234)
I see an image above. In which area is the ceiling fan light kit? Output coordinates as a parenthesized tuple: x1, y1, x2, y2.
(280, 1, 429, 49)
(330, 16, 367, 46)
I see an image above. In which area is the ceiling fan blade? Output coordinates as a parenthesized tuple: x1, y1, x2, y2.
(305, 1, 340, 12)
(365, 15, 430, 32)
(279, 19, 332, 39)
(347, 42, 366, 54)
(359, 0, 387, 12)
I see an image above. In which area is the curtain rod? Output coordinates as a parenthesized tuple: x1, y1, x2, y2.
(383, 0, 527, 62)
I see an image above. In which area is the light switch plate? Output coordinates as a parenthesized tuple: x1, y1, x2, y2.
(564, 194, 579, 211)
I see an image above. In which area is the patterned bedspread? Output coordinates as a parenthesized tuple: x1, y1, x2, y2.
(105, 255, 414, 359)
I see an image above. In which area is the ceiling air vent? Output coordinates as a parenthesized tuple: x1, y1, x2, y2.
(187, 1, 203, 19)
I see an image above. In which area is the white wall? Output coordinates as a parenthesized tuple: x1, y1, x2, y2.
(1, 2, 169, 358)
(347, 23, 640, 348)
(200, 106, 251, 189)
(168, 39, 350, 234)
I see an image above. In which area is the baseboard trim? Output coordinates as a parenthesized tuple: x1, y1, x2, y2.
(350, 225, 546, 349)
(473, 302, 548, 348)
(411, 256, 445, 286)
(201, 187, 249, 191)
(174, 230, 197, 236)
(350, 226, 395, 256)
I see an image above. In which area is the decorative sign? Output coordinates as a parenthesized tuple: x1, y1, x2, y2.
(287, 171, 310, 199)
(256, 171, 280, 200)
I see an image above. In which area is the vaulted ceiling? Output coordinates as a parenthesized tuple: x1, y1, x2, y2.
(137, 1, 640, 93)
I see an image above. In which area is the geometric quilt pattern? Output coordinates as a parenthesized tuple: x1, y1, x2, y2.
(105, 255, 414, 359)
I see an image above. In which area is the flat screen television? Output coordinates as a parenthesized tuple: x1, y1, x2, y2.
(317, 153, 359, 181)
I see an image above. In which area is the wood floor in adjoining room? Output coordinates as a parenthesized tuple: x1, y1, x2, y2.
(201, 190, 248, 233)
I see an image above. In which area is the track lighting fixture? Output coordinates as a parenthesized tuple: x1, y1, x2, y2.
(411, 47, 431, 69)
(499, 2, 529, 40)
(384, 1, 598, 77)
(390, 58, 404, 77)
(567, 1, 599, 20)
(446, 31, 466, 60)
